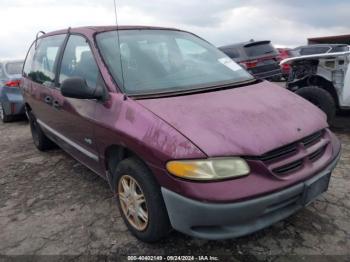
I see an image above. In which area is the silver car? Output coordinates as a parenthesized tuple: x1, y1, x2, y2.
(0, 60, 24, 122)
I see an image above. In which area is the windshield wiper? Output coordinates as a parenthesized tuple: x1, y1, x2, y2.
(130, 78, 258, 99)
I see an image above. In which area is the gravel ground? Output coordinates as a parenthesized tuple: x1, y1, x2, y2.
(0, 117, 349, 261)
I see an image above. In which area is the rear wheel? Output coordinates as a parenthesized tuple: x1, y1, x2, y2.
(113, 157, 171, 242)
(28, 113, 56, 151)
(0, 102, 12, 123)
(295, 86, 336, 124)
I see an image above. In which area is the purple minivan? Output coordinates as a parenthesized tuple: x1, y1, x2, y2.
(22, 26, 341, 242)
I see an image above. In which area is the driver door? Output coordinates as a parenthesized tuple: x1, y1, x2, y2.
(50, 34, 102, 173)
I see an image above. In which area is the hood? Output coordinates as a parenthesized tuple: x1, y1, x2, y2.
(137, 81, 328, 157)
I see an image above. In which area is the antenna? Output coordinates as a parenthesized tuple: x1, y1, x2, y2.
(113, 0, 118, 25)
(113, 0, 126, 97)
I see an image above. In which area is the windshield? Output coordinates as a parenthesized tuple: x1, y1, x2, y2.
(5, 61, 23, 76)
(96, 30, 253, 95)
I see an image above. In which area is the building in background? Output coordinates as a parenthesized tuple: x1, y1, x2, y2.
(308, 34, 350, 45)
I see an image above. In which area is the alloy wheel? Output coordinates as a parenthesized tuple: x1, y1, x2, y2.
(118, 175, 149, 231)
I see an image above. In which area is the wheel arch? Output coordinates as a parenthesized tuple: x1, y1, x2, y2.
(104, 144, 155, 190)
(24, 102, 32, 111)
(24, 102, 34, 120)
(292, 75, 340, 108)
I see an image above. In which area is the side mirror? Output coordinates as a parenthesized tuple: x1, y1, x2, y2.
(61, 77, 104, 100)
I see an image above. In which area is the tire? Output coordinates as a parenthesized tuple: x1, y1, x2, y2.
(295, 86, 336, 124)
(28, 112, 56, 151)
(113, 157, 171, 242)
(0, 102, 12, 123)
(271, 75, 283, 82)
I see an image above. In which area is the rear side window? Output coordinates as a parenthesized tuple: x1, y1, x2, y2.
(28, 34, 66, 85)
(5, 62, 23, 75)
(300, 46, 330, 55)
(59, 35, 99, 88)
(244, 42, 276, 57)
(331, 46, 349, 52)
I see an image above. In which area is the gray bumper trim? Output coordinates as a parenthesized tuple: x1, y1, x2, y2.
(161, 153, 340, 240)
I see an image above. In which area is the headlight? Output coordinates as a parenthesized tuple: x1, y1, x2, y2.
(166, 157, 250, 181)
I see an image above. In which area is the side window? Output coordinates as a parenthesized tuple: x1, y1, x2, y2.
(300, 47, 329, 55)
(59, 35, 99, 88)
(5, 62, 24, 76)
(29, 34, 66, 85)
(0, 63, 5, 80)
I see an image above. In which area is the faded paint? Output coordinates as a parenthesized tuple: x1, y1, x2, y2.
(138, 81, 327, 157)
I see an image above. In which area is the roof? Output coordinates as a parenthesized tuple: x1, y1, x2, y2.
(280, 51, 350, 65)
(41, 25, 182, 38)
(295, 43, 348, 49)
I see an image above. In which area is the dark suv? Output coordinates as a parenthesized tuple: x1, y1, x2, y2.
(22, 26, 340, 242)
(219, 40, 282, 80)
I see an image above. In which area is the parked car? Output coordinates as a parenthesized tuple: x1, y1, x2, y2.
(0, 60, 25, 122)
(219, 40, 282, 80)
(277, 48, 293, 79)
(281, 50, 350, 124)
(293, 44, 349, 56)
(22, 26, 341, 242)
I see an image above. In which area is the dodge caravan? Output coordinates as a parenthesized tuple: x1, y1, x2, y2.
(22, 26, 341, 242)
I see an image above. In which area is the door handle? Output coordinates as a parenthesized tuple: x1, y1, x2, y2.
(44, 96, 52, 105)
(53, 100, 62, 110)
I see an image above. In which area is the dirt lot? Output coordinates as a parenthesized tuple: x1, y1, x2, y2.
(0, 117, 349, 261)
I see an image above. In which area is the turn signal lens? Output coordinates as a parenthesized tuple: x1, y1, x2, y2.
(166, 158, 250, 181)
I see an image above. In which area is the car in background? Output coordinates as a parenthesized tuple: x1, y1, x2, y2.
(277, 48, 293, 80)
(0, 60, 25, 122)
(281, 50, 350, 124)
(293, 44, 349, 56)
(22, 26, 340, 242)
(219, 40, 282, 80)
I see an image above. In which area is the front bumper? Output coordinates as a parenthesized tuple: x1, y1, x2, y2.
(162, 151, 340, 240)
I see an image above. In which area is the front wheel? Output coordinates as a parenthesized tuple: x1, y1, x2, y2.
(295, 86, 336, 124)
(114, 157, 171, 242)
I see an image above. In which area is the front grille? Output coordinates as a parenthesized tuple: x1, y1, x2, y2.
(246, 129, 327, 176)
(273, 159, 304, 175)
(251, 130, 325, 163)
(302, 130, 324, 147)
(309, 145, 327, 162)
(258, 143, 297, 162)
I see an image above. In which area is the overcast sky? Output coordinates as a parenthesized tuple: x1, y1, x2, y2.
(1, 0, 349, 59)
